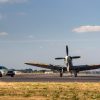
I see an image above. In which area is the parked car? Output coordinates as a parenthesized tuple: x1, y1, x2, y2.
(0, 66, 15, 77)
(6, 70, 15, 77)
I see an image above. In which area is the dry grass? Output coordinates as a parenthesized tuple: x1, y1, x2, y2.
(0, 82, 100, 100)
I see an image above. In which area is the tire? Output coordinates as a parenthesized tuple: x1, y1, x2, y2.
(11, 74, 14, 77)
(73, 70, 77, 77)
(60, 72, 63, 77)
(0, 72, 2, 77)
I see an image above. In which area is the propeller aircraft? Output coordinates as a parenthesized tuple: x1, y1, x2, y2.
(25, 45, 100, 77)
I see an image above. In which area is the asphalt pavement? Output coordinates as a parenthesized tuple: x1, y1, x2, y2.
(0, 73, 100, 82)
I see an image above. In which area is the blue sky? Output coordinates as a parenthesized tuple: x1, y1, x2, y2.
(0, 0, 100, 70)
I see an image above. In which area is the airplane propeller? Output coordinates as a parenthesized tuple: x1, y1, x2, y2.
(55, 45, 69, 60)
(71, 56, 80, 59)
(66, 45, 68, 56)
(55, 57, 65, 60)
(55, 45, 80, 60)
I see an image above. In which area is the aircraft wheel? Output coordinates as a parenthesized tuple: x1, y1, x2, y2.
(60, 72, 63, 77)
(73, 70, 77, 77)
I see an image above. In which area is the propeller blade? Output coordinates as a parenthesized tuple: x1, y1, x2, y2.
(71, 56, 80, 59)
(55, 57, 65, 60)
(66, 45, 68, 56)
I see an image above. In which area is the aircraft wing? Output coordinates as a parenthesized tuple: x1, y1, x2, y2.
(25, 62, 66, 71)
(73, 64, 100, 71)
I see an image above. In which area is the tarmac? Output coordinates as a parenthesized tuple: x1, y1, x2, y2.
(0, 73, 100, 82)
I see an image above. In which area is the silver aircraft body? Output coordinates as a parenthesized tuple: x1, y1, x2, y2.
(25, 45, 100, 77)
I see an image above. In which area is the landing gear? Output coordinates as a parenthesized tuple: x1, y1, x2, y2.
(73, 70, 77, 77)
(60, 68, 63, 77)
(60, 72, 63, 77)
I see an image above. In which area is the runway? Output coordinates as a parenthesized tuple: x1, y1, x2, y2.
(0, 73, 100, 82)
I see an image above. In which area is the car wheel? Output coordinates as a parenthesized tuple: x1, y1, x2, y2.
(0, 72, 2, 77)
(11, 74, 14, 77)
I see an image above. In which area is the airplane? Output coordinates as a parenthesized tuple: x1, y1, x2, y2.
(25, 45, 100, 77)
(0, 66, 15, 77)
